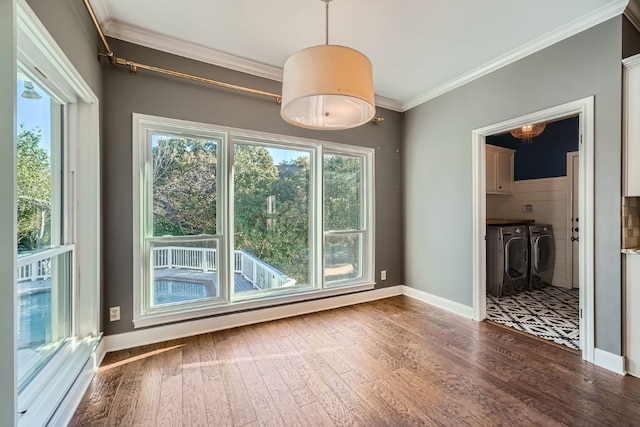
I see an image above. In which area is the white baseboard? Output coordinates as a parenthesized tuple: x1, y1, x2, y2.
(105, 286, 403, 352)
(594, 348, 626, 375)
(48, 338, 106, 427)
(401, 285, 474, 319)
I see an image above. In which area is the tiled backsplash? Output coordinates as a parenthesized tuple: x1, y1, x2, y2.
(623, 197, 640, 249)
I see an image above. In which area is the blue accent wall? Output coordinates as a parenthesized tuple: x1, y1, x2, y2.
(487, 116, 579, 180)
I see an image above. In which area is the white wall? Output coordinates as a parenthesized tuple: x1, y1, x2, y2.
(487, 177, 570, 288)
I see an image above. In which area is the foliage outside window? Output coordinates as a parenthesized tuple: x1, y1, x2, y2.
(134, 115, 374, 327)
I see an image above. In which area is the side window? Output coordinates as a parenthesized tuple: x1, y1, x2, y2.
(323, 154, 367, 286)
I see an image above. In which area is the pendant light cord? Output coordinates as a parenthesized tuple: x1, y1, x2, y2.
(325, 0, 330, 45)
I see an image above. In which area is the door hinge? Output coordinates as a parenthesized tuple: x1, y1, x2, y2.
(580, 134, 583, 144)
(580, 308, 583, 318)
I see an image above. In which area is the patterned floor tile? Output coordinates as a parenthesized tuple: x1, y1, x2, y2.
(487, 286, 580, 350)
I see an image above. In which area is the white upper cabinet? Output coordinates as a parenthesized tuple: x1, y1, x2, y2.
(486, 144, 514, 194)
(624, 54, 640, 197)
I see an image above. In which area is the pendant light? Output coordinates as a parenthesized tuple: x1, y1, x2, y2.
(510, 122, 546, 144)
(280, 0, 375, 130)
(21, 81, 42, 99)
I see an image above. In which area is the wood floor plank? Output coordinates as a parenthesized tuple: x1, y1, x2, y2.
(70, 296, 640, 427)
(246, 323, 318, 408)
(274, 331, 360, 427)
(299, 401, 337, 426)
(197, 334, 234, 426)
(182, 337, 208, 427)
(129, 343, 166, 427)
(156, 340, 184, 427)
(212, 330, 257, 426)
(230, 328, 285, 426)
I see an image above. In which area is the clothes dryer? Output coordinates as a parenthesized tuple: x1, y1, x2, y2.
(486, 225, 529, 297)
(528, 224, 555, 289)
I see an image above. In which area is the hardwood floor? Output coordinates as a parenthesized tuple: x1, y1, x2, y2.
(70, 296, 640, 426)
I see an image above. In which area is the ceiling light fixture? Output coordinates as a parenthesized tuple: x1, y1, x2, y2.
(510, 122, 546, 144)
(280, 0, 375, 130)
(21, 81, 42, 100)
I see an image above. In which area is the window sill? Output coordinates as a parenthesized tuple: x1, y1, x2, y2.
(133, 283, 374, 329)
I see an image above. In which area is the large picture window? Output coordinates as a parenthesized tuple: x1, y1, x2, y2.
(134, 115, 374, 327)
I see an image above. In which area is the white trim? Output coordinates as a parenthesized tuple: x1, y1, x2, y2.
(401, 285, 474, 319)
(18, 337, 97, 427)
(623, 52, 640, 69)
(471, 97, 596, 364)
(46, 338, 105, 427)
(132, 113, 376, 328)
(134, 284, 375, 329)
(402, 1, 627, 111)
(86, 0, 111, 31)
(106, 285, 401, 352)
(594, 348, 626, 375)
(100, 20, 404, 112)
(624, 0, 640, 33)
(17, 2, 95, 103)
(105, 21, 284, 81)
(566, 151, 579, 290)
(374, 96, 403, 112)
(91, 2, 625, 113)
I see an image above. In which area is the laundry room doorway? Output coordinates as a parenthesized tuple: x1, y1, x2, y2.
(471, 97, 595, 363)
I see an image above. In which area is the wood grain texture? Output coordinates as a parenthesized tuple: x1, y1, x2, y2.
(70, 296, 640, 426)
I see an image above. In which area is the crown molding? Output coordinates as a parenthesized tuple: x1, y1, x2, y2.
(400, 0, 628, 111)
(625, 0, 640, 32)
(101, 19, 404, 112)
(374, 95, 403, 112)
(103, 20, 284, 82)
(87, 0, 112, 30)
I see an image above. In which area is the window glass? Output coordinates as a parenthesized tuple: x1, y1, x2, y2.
(152, 135, 218, 236)
(233, 144, 311, 294)
(16, 73, 71, 389)
(149, 134, 221, 307)
(324, 154, 364, 286)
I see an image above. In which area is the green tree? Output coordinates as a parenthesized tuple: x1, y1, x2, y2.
(323, 155, 362, 280)
(233, 147, 311, 283)
(17, 126, 51, 252)
(152, 137, 218, 236)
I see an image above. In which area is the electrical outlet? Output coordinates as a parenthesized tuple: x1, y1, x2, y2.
(109, 306, 120, 322)
(381, 270, 387, 281)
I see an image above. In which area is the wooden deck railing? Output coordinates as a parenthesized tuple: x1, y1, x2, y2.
(153, 247, 295, 290)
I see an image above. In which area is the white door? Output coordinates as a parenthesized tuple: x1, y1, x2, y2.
(568, 152, 579, 288)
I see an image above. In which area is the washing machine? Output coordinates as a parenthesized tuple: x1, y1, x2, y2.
(486, 225, 529, 297)
(528, 224, 555, 289)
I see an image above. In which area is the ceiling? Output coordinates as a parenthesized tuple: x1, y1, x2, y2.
(91, 0, 631, 112)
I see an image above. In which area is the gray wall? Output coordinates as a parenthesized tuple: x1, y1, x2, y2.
(404, 18, 623, 354)
(102, 38, 403, 335)
(26, 0, 102, 95)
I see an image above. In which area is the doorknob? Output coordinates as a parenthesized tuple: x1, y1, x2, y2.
(574, 227, 579, 232)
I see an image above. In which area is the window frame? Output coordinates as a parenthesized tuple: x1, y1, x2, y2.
(11, 1, 101, 425)
(133, 114, 375, 328)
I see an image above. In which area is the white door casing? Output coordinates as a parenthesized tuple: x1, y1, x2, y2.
(472, 97, 595, 364)
(567, 152, 580, 289)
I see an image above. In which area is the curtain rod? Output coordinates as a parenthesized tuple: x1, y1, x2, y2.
(81, 0, 385, 123)
(82, 0, 281, 104)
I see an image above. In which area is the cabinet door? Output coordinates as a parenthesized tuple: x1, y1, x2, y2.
(496, 150, 513, 193)
(486, 149, 497, 192)
(625, 64, 640, 196)
(626, 255, 640, 377)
